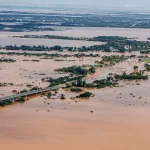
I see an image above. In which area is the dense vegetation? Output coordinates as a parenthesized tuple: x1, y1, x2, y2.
(56, 65, 96, 75)
(4, 45, 63, 51)
(114, 72, 148, 80)
(89, 36, 131, 42)
(2, 34, 150, 53)
(0, 97, 25, 107)
(0, 100, 13, 106)
(12, 35, 131, 42)
(0, 58, 16, 62)
(48, 76, 84, 87)
(145, 64, 150, 71)
(12, 35, 88, 41)
(140, 50, 150, 54)
(76, 92, 93, 99)
(95, 55, 128, 67)
(71, 77, 117, 89)
(47, 92, 52, 99)
(0, 52, 100, 59)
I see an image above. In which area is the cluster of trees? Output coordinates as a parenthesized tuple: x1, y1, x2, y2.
(145, 64, 150, 71)
(95, 55, 128, 67)
(30, 87, 41, 91)
(78, 40, 150, 52)
(71, 77, 116, 89)
(19, 86, 41, 93)
(20, 89, 28, 93)
(72, 78, 87, 87)
(0, 58, 16, 62)
(102, 55, 128, 63)
(93, 79, 116, 88)
(60, 94, 66, 100)
(0, 52, 101, 59)
(140, 50, 150, 54)
(3, 36, 150, 53)
(76, 92, 93, 99)
(133, 66, 139, 70)
(13, 35, 130, 43)
(89, 36, 129, 42)
(49, 76, 84, 87)
(5, 45, 63, 51)
(47, 73, 116, 90)
(47, 92, 52, 99)
(73, 53, 100, 58)
(8, 35, 137, 53)
(0, 97, 25, 107)
(12, 35, 87, 41)
(56, 65, 96, 76)
(0, 100, 13, 106)
(0, 52, 67, 58)
(114, 72, 148, 80)
(23, 59, 40, 62)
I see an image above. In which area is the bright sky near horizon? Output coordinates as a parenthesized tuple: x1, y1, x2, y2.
(1, 0, 150, 11)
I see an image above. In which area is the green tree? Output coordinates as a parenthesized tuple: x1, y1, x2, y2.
(47, 92, 52, 99)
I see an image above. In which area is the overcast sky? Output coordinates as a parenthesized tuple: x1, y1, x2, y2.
(1, 0, 150, 11)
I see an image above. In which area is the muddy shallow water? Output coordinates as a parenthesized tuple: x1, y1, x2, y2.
(0, 51, 150, 150)
(0, 27, 150, 47)
(1, 80, 150, 150)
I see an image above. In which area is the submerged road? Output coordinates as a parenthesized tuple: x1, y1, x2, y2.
(0, 85, 63, 102)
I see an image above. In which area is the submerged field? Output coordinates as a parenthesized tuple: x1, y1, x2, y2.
(1, 10, 150, 149)
(1, 27, 150, 47)
(0, 49, 150, 149)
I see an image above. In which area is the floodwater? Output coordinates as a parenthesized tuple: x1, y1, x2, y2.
(0, 53, 99, 96)
(0, 27, 150, 47)
(0, 28, 106, 47)
(0, 36, 103, 47)
(1, 74, 150, 150)
(0, 29, 150, 150)
(0, 51, 149, 97)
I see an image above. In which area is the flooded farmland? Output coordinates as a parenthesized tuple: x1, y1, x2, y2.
(0, 27, 150, 47)
(0, 50, 150, 150)
(1, 25, 150, 150)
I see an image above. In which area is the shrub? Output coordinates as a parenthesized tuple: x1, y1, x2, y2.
(70, 88, 82, 93)
(76, 92, 93, 98)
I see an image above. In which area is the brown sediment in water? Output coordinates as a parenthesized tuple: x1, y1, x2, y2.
(0, 51, 150, 150)
(1, 86, 150, 150)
